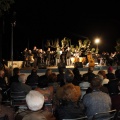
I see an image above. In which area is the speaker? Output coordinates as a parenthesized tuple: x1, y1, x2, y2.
(38, 63, 46, 69)
(57, 63, 66, 68)
(74, 62, 83, 68)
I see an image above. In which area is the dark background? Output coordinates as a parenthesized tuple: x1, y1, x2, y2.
(2, 0, 120, 60)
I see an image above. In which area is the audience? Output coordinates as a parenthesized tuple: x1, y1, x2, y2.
(57, 67, 65, 87)
(72, 67, 82, 85)
(2, 65, 120, 120)
(0, 93, 15, 120)
(9, 67, 20, 86)
(86, 74, 109, 94)
(111, 82, 120, 110)
(55, 83, 85, 120)
(82, 67, 96, 82)
(106, 66, 116, 81)
(98, 70, 109, 85)
(83, 75, 111, 119)
(26, 68, 39, 89)
(10, 74, 31, 95)
(15, 90, 56, 120)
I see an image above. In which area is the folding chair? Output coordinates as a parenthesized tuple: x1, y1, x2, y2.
(10, 91, 27, 109)
(92, 109, 117, 120)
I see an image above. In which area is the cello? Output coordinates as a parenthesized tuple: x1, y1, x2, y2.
(87, 52, 95, 67)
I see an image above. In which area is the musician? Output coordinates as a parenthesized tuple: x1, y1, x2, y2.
(32, 46, 38, 68)
(66, 47, 72, 66)
(54, 47, 61, 66)
(37, 49, 44, 66)
(60, 48, 66, 64)
(28, 50, 34, 67)
(22, 48, 28, 67)
(46, 47, 51, 66)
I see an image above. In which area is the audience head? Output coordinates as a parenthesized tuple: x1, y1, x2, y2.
(98, 70, 107, 79)
(49, 73, 57, 83)
(90, 75, 103, 90)
(62, 83, 81, 102)
(13, 67, 20, 76)
(64, 69, 74, 83)
(18, 74, 27, 83)
(58, 67, 64, 74)
(88, 67, 94, 73)
(107, 66, 113, 73)
(45, 69, 52, 77)
(0, 70, 5, 78)
(26, 90, 44, 111)
(31, 68, 37, 75)
(72, 67, 80, 76)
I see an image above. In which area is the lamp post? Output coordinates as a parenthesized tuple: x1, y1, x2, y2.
(95, 38, 100, 54)
(11, 21, 16, 76)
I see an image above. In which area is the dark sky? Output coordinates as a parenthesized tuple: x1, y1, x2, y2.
(2, 0, 120, 60)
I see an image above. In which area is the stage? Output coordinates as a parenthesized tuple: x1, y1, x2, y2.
(20, 65, 120, 77)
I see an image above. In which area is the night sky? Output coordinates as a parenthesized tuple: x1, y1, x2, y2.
(2, 0, 120, 60)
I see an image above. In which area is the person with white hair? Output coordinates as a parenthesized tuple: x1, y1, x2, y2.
(15, 90, 56, 120)
(10, 74, 31, 95)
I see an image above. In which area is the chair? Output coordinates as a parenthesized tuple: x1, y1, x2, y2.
(92, 109, 117, 120)
(62, 116, 88, 120)
(10, 91, 27, 109)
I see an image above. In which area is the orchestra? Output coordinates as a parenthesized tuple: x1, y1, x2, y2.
(22, 39, 119, 68)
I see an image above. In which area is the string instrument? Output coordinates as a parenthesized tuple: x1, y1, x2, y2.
(87, 53, 95, 67)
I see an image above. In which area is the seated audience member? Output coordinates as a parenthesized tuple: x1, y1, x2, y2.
(35, 77, 54, 113)
(79, 77, 90, 99)
(39, 69, 52, 84)
(98, 70, 109, 85)
(106, 66, 116, 81)
(56, 69, 81, 104)
(107, 75, 119, 95)
(55, 83, 85, 120)
(9, 67, 20, 86)
(0, 70, 7, 90)
(15, 90, 56, 120)
(57, 67, 65, 87)
(82, 67, 96, 82)
(72, 67, 82, 85)
(48, 73, 59, 93)
(11, 74, 31, 95)
(83, 75, 111, 119)
(0, 93, 15, 120)
(35, 76, 53, 103)
(86, 75, 109, 94)
(115, 69, 120, 80)
(111, 82, 120, 110)
(26, 68, 39, 89)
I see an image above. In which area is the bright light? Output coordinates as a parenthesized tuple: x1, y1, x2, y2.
(95, 38, 100, 44)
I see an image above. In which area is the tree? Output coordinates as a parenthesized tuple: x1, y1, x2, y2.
(0, 0, 14, 17)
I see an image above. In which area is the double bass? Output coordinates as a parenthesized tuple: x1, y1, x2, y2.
(87, 52, 95, 67)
